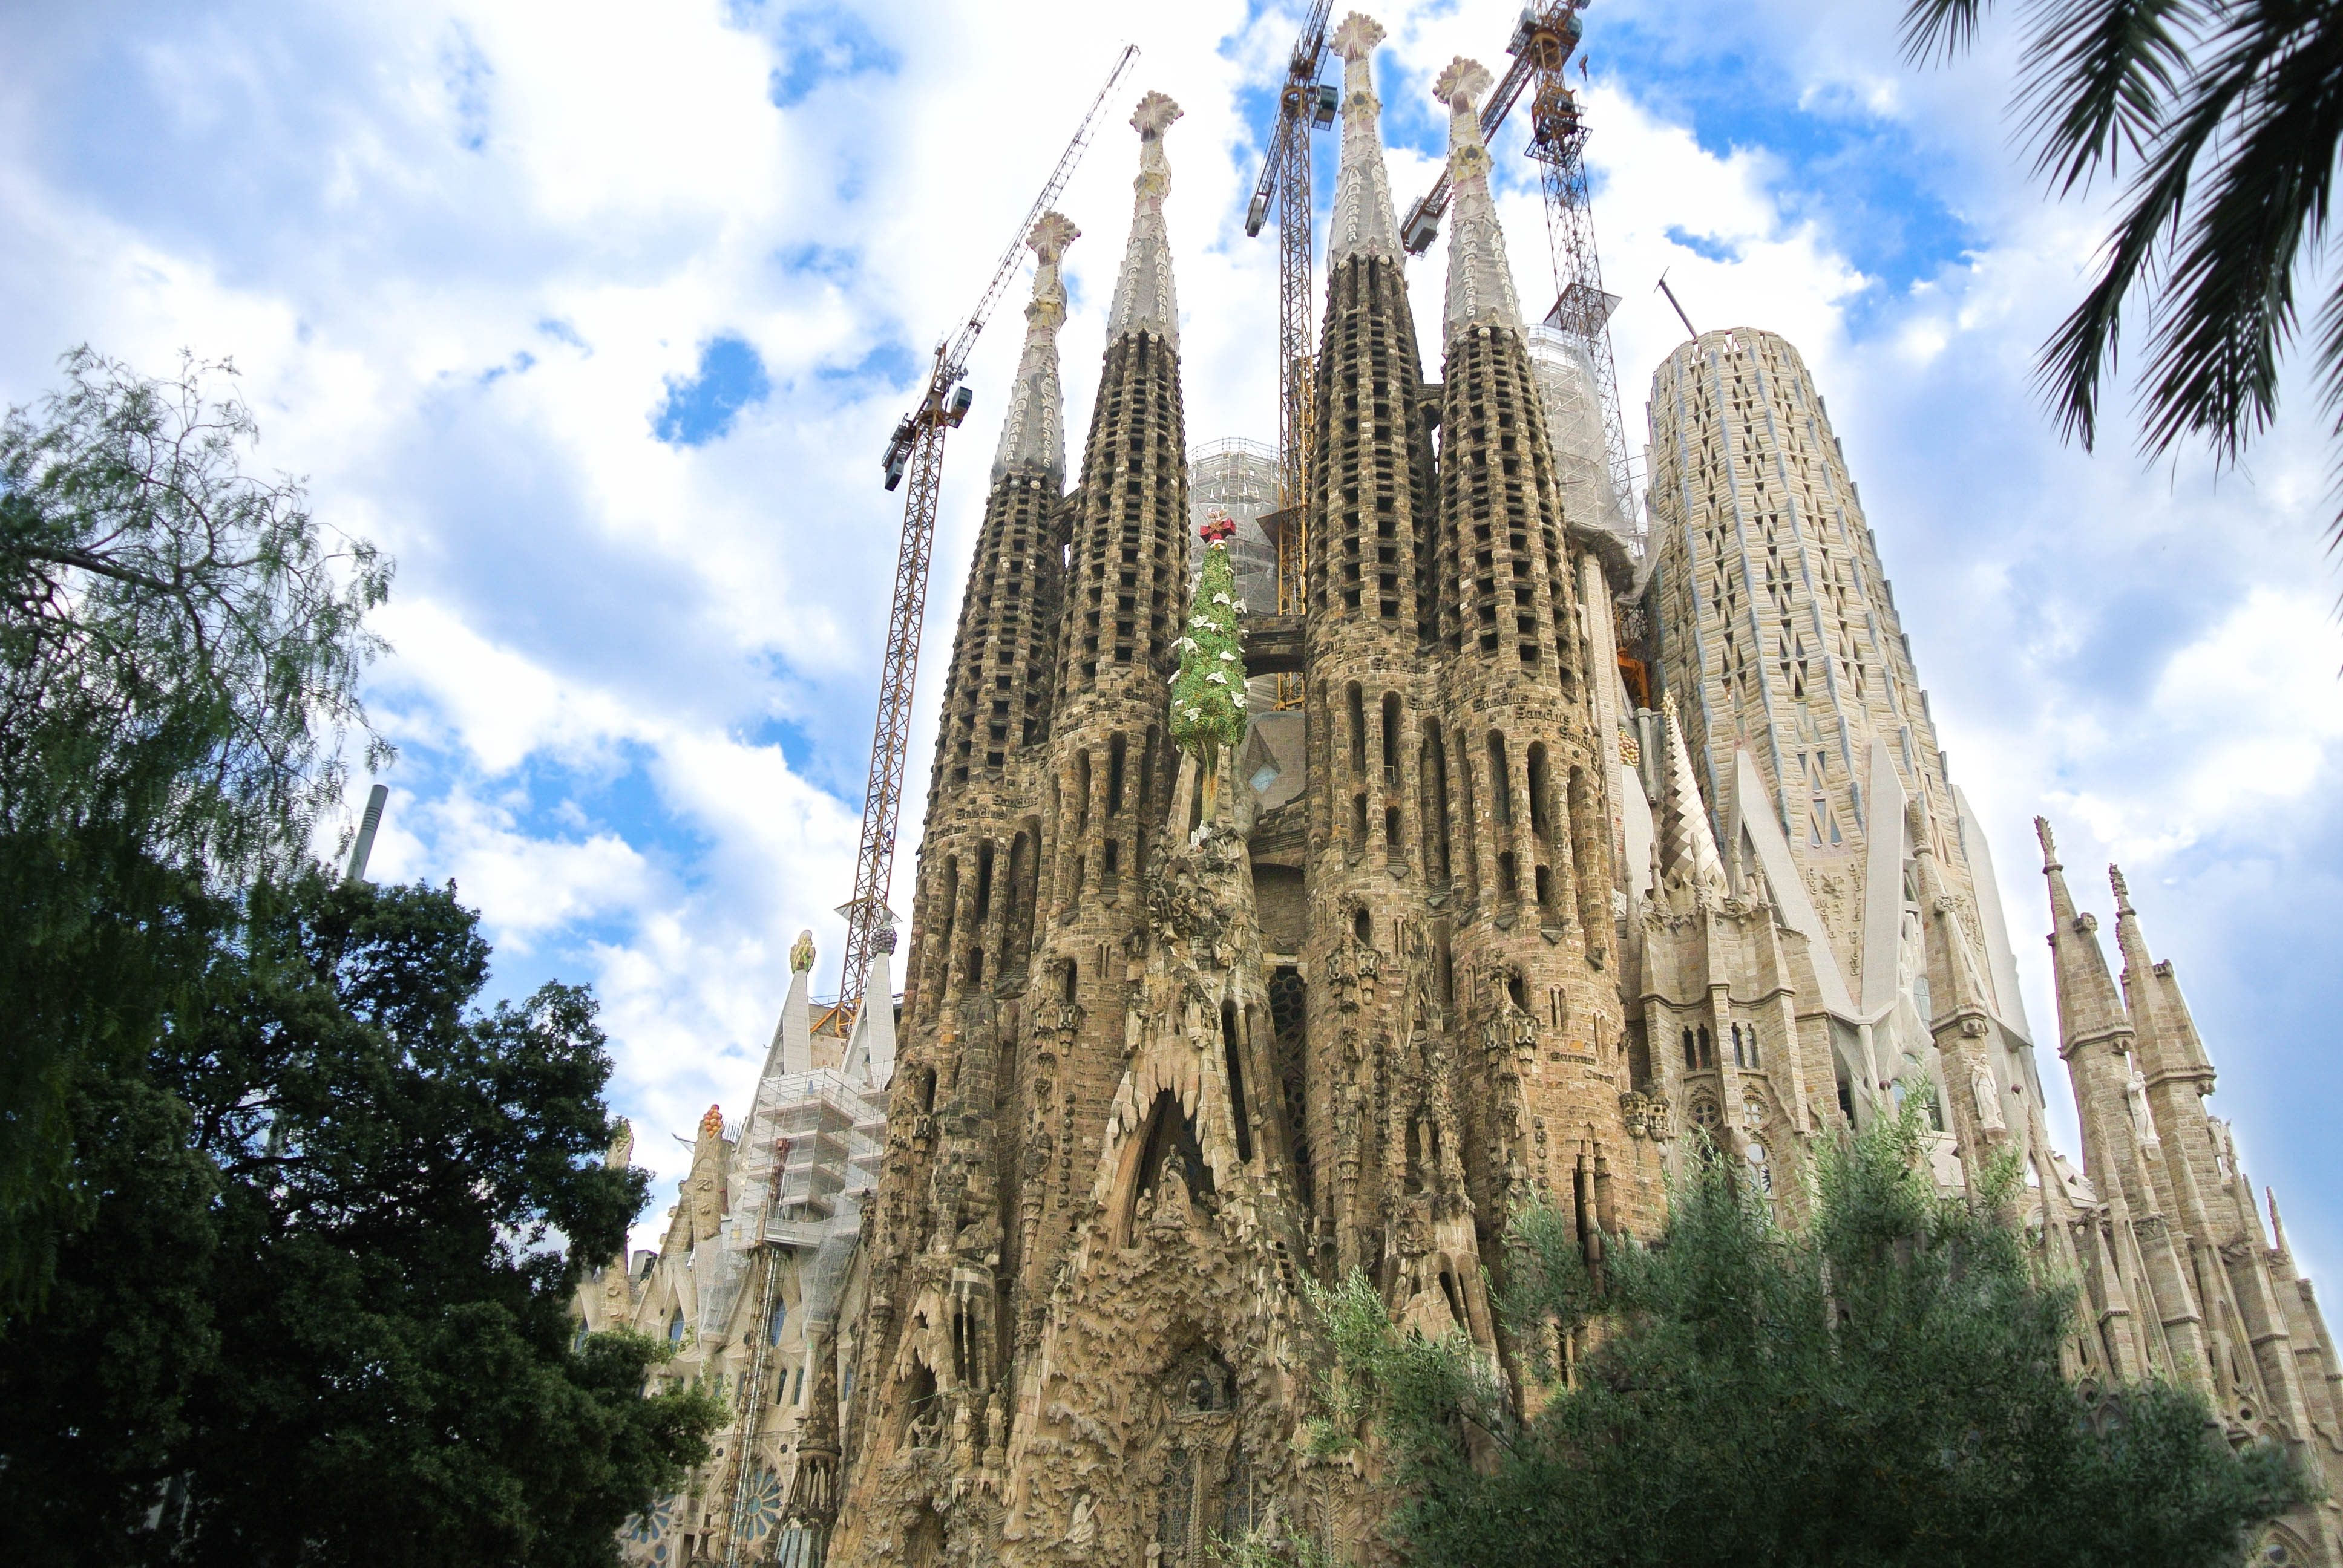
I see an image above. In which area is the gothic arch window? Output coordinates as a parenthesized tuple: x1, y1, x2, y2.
(767, 1301, 788, 1347)
(667, 1307, 686, 1344)
(1697, 1025, 1713, 1067)
(1688, 1096, 1723, 1159)
(1682, 1027, 1697, 1070)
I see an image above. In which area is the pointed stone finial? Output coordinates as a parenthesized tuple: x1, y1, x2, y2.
(2270, 1187, 2292, 1259)
(606, 1117, 634, 1169)
(1658, 701, 1726, 901)
(2034, 815, 2059, 869)
(698, 1103, 726, 1141)
(1029, 209, 1078, 266)
(1328, 15, 1400, 264)
(776, 929, 817, 1076)
(1106, 93, 1182, 347)
(2109, 863, 2134, 914)
(1434, 57, 1521, 334)
(1132, 89, 1181, 139)
(1332, 11, 1384, 59)
(992, 211, 1080, 485)
(1434, 56, 1495, 116)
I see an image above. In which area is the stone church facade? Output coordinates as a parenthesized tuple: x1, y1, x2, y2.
(592, 13, 2343, 1566)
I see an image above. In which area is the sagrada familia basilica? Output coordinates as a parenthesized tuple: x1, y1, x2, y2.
(576, 15, 2343, 1566)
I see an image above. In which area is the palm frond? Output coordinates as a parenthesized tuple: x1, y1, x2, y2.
(1901, 0, 1993, 66)
(2034, 0, 2335, 452)
(2135, 0, 2343, 462)
(2015, 0, 2212, 193)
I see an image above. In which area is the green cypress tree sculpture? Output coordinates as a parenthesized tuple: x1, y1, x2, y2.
(1171, 512, 1248, 813)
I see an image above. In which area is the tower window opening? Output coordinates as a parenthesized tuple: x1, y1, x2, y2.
(1535, 864, 1554, 914)
(1107, 733, 1127, 815)
(974, 843, 995, 922)
(1353, 908, 1372, 946)
(1487, 733, 1512, 824)
(1222, 1000, 1254, 1163)
(1697, 1026, 1713, 1067)
(1062, 959, 1079, 1005)
(1683, 1028, 1697, 1070)
(1381, 693, 1401, 773)
(1352, 793, 1369, 850)
(1103, 839, 1119, 882)
(1506, 973, 1527, 1014)
(1347, 684, 1368, 774)
(1496, 851, 1519, 902)
(1527, 743, 1552, 840)
(1386, 806, 1403, 856)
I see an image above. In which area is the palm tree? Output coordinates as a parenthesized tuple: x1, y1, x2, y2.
(1907, 0, 2343, 536)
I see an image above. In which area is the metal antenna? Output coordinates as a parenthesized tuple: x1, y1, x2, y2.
(1657, 272, 1698, 341)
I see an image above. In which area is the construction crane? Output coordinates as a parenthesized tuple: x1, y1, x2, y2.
(1399, 2, 1637, 543)
(1242, 0, 1338, 604)
(836, 44, 1141, 1021)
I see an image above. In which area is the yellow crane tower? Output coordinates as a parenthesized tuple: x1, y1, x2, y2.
(1243, 0, 1338, 616)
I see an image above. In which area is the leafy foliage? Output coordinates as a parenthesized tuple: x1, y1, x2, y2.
(0, 349, 390, 1310)
(1312, 1106, 2310, 1568)
(1172, 524, 1248, 779)
(0, 872, 718, 1565)
(1904, 0, 2343, 543)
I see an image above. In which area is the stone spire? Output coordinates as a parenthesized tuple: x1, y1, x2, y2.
(842, 931, 896, 1088)
(761, 928, 816, 1077)
(1434, 57, 1521, 334)
(2109, 863, 2216, 1083)
(1105, 91, 1182, 347)
(2036, 818, 2131, 1057)
(1658, 695, 1726, 900)
(1328, 13, 1400, 265)
(992, 211, 1079, 486)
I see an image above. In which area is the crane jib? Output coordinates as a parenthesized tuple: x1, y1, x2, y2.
(835, 42, 1139, 1018)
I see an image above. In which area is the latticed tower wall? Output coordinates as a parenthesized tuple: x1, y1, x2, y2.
(1297, 244, 1446, 1282)
(1013, 323, 1190, 1344)
(1421, 56, 1659, 1286)
(1430, 314, 1655, 1254)
(1645, 328, 1975, 969)
(840, 218, 1084, 1504)
(904, 476, 1067, 1026)
(1011, 91, 1193, 1377)
(928, 477, 1067, 793)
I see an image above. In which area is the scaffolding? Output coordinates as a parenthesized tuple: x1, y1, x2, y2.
(1188, 436, 1297, 709)
(1526, 325, 1638, 547)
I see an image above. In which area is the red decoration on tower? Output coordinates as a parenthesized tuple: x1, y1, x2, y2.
(1199, 510, 1236, 546)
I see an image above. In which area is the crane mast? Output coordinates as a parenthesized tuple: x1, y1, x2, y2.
(836, 44, 1139, 1021)
(1401, 2, 1637, 543)
(1244, 0, 1337, 604)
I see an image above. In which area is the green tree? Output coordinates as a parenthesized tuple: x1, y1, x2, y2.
(1904, 0, 2343, 535)
(0, 348, 388, 1311)
(1172, 514, 1249, 805)
(1309, 1108, 2310, 1568)
(0, 872, 718, 1566)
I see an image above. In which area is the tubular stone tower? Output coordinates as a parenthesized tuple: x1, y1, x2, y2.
(741, 24, 2343, 1568)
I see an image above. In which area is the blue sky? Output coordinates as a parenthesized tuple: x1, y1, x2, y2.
(5, 0, 2339, 1275)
